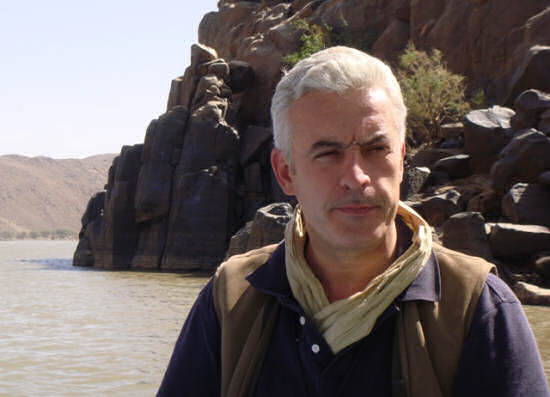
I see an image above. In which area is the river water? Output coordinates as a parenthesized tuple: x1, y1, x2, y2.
(1, 240, 549, 395)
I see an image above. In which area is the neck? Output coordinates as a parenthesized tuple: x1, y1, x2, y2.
(305, 223, 398, 302)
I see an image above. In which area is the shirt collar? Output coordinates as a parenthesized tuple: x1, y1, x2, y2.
(246, 218, 441, 304)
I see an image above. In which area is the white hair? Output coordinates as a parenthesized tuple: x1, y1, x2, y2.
(271, 46, 406, 162)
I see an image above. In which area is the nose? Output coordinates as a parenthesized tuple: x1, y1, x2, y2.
(340, 151, 371, 191)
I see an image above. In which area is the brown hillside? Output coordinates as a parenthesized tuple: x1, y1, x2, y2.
(0, 154, 115, 236)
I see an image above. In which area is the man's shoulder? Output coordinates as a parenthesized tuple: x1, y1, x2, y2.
(432, 242, 496, 285)
(432, 242, 495, 270)
(216, 243, 280, 278)
(213, 243, 280, 315)
(427, 243, 497, 328)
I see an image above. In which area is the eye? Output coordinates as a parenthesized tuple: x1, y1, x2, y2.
(313, 149, 343, 161)
(361, 145, 390, 155)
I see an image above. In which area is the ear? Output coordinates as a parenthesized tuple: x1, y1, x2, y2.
(398, 142, 406, 183)
(271, 148, 296, 196)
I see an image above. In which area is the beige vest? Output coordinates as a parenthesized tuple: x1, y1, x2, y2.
(212, 243, 495, 397)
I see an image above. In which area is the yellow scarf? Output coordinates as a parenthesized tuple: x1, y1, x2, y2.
(285, 201, 432, 354)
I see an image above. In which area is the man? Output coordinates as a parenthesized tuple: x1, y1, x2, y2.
(158, 47, 549, 396)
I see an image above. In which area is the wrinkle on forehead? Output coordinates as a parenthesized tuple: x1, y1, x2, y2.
(289, 86, 400, 147)
(308, 131, 389, 151)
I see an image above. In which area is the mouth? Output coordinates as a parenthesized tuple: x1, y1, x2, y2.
(333, 204, 379, 216)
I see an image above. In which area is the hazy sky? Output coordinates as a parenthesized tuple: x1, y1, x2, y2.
(1, 0, 219, 158)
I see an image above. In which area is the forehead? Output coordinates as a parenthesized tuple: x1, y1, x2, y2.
(288, 87, 399, 144)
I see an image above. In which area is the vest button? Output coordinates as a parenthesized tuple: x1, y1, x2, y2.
(311, 344, 320, 354)
(299, 316, 306, 326)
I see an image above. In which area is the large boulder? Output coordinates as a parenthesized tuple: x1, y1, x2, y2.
(228, 60, 255, 94)
(408, 189, 464, 227)
(488, 223, 550, 259)
(502, 183, 550, 228)
(226, 202, 293, 258)
(400, 166, 430, 200)
(439, 122, 464, 140)
(409, 148, 461, 169)
(463, 106, 515, 173)
(167, 44, 218, 112)
(442, 212, 493, 261)
(433, 154, 472, 180)
(534, 254, 550, 280)
(513, 282, 550, 306)
(491, 129, 550, 195)
(510, 89, 550, 131)
(504, 46, 550, 107)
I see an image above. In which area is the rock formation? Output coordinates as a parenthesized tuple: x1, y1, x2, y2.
(74, 43, 291, 271)
(74, 0, 550, 303)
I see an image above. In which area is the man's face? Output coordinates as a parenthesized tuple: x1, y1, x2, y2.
(271, 87, 405, 256)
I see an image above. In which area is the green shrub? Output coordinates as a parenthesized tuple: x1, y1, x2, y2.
(397, 42, 470, 145)
(470, 88, 486, 109)
(284, 19, 331, 66)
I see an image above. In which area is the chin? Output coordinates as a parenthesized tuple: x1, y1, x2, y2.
(332, 224, 388, 248)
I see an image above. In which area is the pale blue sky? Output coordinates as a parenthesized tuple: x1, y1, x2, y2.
(0, 0, 218, 158)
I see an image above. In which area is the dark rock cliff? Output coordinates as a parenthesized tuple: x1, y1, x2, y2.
(74, 1, 550, 275)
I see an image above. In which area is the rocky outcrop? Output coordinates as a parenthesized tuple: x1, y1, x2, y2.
(199, 0, 550, 116)
(74, 1, 550, 302)
(74, 44, 289, 271)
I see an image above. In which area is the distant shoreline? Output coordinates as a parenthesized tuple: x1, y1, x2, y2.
(0, 230, 78, 241)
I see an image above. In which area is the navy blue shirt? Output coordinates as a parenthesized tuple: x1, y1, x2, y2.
(158, 243, 549, 396)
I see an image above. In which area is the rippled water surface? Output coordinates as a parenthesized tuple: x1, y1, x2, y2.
(0, 240, 209, 396)
(1, 240, 548, 395)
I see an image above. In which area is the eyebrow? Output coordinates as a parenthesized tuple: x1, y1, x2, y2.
(307, 132, 390, 155)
